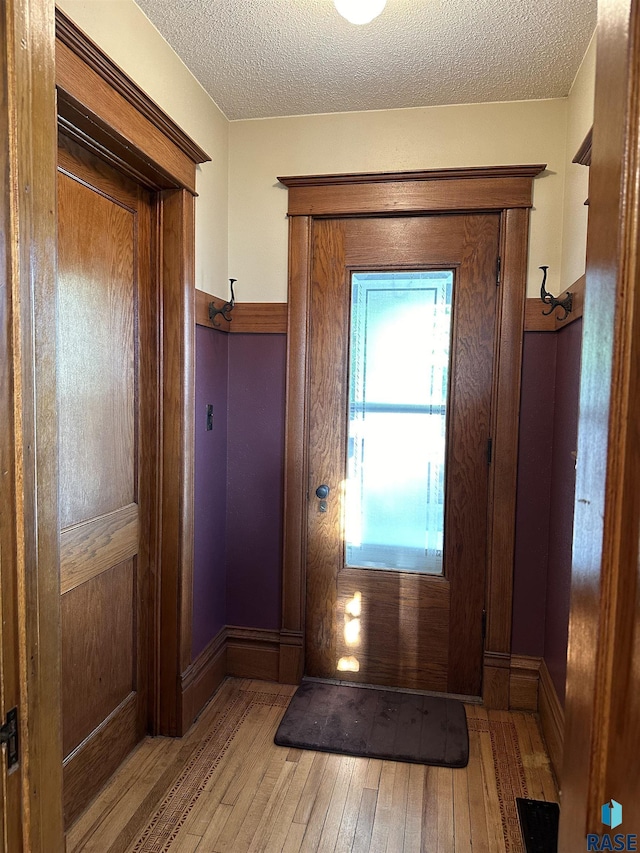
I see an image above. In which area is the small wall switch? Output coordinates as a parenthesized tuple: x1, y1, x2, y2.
(206, 404, 214, 431)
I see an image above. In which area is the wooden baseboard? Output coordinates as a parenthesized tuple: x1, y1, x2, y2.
(278, 630, 304, 684)
(180, 625, 302, 734)
(180, 627, 227, 734)
(538, 659, 564, 782)
(226, 626, 281, 682)
(483, 651, 511, 709)
(509, 654, 541, 711)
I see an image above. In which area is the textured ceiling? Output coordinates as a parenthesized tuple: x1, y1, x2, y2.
(135, 0, 597, 121)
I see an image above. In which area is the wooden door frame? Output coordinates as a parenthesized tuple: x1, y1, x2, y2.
(560, 0, 640, 843)
(278, 166, 544, 707)
(54, 10, 210, 738)
(1, 0, 64, 848)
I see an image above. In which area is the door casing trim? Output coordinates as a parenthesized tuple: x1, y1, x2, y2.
(54, 10, 209, 737)
(279, 168, 544, 706)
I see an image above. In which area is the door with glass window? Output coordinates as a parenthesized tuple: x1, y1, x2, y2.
(306, 214, 499, 696)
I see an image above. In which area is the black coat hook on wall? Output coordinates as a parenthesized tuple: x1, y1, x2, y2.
(209, 279, 237, 327)
(539, 266, 573, 321)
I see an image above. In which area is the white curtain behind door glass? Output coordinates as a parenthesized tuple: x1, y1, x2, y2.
(345, 270, 453, 574)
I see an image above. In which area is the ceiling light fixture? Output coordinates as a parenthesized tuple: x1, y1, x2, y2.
(334, 0, 387, 25)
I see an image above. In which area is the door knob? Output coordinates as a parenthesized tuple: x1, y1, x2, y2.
(315, 484, 330, 499)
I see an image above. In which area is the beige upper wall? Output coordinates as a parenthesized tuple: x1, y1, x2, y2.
(560, 32, 597, 290)
(229, 99, 568, 302)
(56, 0, 229, 294)
(55, 2, 595, 305)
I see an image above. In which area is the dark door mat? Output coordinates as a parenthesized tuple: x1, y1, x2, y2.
(274, 680, 469, 767)
(516, 797, 560, 853)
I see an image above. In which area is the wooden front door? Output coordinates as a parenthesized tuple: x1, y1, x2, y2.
(57, 136, 156, 825)
(306, 214, 500, 696)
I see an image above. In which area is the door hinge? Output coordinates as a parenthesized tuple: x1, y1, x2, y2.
(496, 256, 501, 286)
(482, 610, 487, 642)
(487, 437, 493, 465)
(0, 707, 18, 770)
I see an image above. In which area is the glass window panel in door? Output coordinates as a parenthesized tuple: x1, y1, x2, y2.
(345, 270, 453, 574)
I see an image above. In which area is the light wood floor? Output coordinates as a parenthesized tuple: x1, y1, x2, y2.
(66, 678, 558, 853)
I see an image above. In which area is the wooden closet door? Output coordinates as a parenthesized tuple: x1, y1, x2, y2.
(57, 136, 155, 826)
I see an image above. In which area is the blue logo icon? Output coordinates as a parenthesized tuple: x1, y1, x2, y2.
(602, 800, 623, 830)
(587, 801, 635, 850)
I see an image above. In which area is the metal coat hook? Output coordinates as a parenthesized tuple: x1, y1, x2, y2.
(539, 266, 573, 321)
(209, 279, 237, 327)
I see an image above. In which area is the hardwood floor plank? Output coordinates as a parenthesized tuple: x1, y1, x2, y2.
(403, 763, 425, 853)
(217, 749, 289, 852)
(282, 822, 307, 853)
(218, 706, 284, 804)
(194, 803, 233, 852)
(180, 790, 229, 840)
(316, 756, 356, 852)
(436, 766, 454, 853)
(292, 753, 329, 825)
(368, 761, 396, 853)
(513, 713, 544, 802)
(452, 761, 472, 853)
(299, 754, 341, 852)
(465, 728, 490, 853)
(351, 788, 378, 853)
(364, 758, 383, 790)
(421, 766, 439, 852)
(172, 833, 204, 852)
(262, 751, 316, 853)
(524, 715, 558, 803)
(247, 760, 297, 852)
(333, 758, 372, 853)
(385, 761, 409, 853)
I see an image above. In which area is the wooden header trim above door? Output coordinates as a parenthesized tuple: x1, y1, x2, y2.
(55, 9, 209, 194)
(278, 165, 546, 217)
(55, 9, 210, 167)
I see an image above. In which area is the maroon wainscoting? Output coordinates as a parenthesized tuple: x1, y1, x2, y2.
(193, 325, 228, 658)
(512, 333, 557, 657)
(512, 321, 583, 706)
(544, 318, 582, 704)
(225, 334, 286, 630)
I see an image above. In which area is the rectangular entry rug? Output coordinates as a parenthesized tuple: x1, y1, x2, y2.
(516, 798, 560, 853)
(274, 679, 469, 767)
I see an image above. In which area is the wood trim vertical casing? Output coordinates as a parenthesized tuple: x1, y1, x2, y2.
(158, 190, 196, 735)
(280, 169, 541, 701)
(1, 0, 65, 849)
(483, 207, 529, 708)
(1, 7, 25, 850)
(560, 0, 640, 843)
(280, 216, 313, 684)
